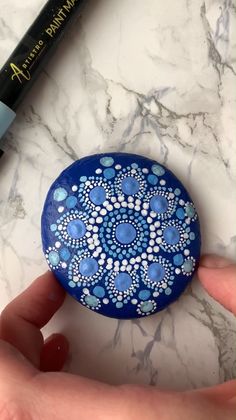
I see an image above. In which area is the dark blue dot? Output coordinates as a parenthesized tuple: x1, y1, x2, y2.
(150, 196, 168, 213)
(114, 273, 132, 292)
(116, 223, 137, 244)
(79, 258, 98, 277)
(89, 186, 106, 205)
(59, 248, 71, 261)
(148, 263, 165, 282)
(104, 168, 115, 179)
(66, 196, 78, 209)
(148, 174, 158, 185)
(122, 177, 140, 195)
(67, 219, 86, 239)
(176, 208, 185, 219)
(93, 286, 105, 298)
(138, 290, 151, 300)
(164, 226, 180, 245)
(173, 254, 184, 266)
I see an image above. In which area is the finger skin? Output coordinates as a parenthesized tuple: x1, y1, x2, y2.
(0, 271, 66, 368)
(198, 265, 236, 315)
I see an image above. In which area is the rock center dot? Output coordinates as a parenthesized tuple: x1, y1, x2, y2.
(115, 222, 137, 245)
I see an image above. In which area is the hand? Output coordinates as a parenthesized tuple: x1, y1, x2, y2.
(0, 256, 235, 420)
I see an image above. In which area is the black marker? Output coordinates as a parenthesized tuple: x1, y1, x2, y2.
(0, 0, 85, 157)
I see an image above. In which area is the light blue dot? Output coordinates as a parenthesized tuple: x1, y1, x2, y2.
(173, 254, 184, 266)
(122, 177, 140, 195)
(152, 164, 165, 176)
(150, 195, 168, 213)
(174, 188, 181, 196)
(66, 196, 78, 209)
(53, 187, 68, 202)
(165, 288, 172, 295)
(176, 208, 185, 220)
(69, 281, 76, 288)
(67, 219, 86, 239)
(164, 226, 180, 245)
(138, 290, 151, 301)
(93, 286, 105, 298)
(131, 163, 138, 169)
(104, 168, 115, 179)
(186, 204, 196, 218)
(100, 156, 115, 167)
(59, 248, 71, 261)
(89, 186, 106, 205)
(116, 302, 124, 309)
(85, 295, 99, 307)
(79, 258, 98, 277)
(148, 174, 158, 185)
(140, 301, 154, 313)
(183, 260, 193, 273)
(115, 223, 137, 244)
(148, 263, 165, 282)
(50, 224, 57, 232)
(114, 273, 132, 292)
(48, 250, 60, 266)
(80, 176, 87, 182)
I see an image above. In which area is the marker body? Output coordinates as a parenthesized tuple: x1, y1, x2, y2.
(0, 0, 85, 150)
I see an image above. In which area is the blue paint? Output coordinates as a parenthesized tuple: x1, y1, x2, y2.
(173, 254, 184, 266)
(93, 286, 105, 298)
(79, 258, 99, 277)
(66, 196, 78, 209)
(148, 263, 165, 282)
(104, 168, 115, 179)
(138, 290, 151, 300)
(89, 186, 106, 205)
(163, 226, 180, 245)
(115, 223, 137, 244)
(67, 219, 86, 239)
(53, 187, 68, 202)
(114, 273, 132, 292)
(150, 195, 168, 213)
(122, 177, 140, 195)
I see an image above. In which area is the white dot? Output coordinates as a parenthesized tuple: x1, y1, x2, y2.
(95, 168, 102, 174)
(98, 259, 105, 266)
(157, 229, 162, 235)
(134, 264, 139, 270)
(147, 217, 153, 224)
(150, 225, 155, 232)
(114, 266, 119, 272)
(186, 218, 191, 224)
(93, 251, 99, 257)
(143, 203, 149, 210)
(150, 211, 157, 218)
(154, 246, 160, 252)
(107, 205, 113, 211)
(160, 180, 166, 186)
(72, 185, 78, 192)
(106, 264, 112, 270)
(103, 298, 109, 304)
(142, 253, 147, 259)
(120, 266, 126, 272)
(118, 195, 124, 202)
(104, 201, 109, 207)
(61, 262, 67, 269)
(115, 165, 122, 170)
(93, 234, 98, 240)
(114, 261, 120, 266)
(122, 202, 128, 208)
(55, 241, 61, 248)
(162, 283, 167, 289)
(142, 260, 148, 267)
(130, 258, 136, 265)
(127, 265, 132, 272)
(155, 221, 161, 228)
(131, 169, 137, 175)
(96, 246, 102, 253)
(136, 256, 141, 263)
(148, 254, 154, 261)
(175, 268, 181, 274)
(183, 233, 189, 239)
(122, 259, 128, 266)
(141, 210, 148, 217)
(128, 196, 134, 203)
(156, 237, 162, 244)
(149, 239, 155, 246)
(58, 206, 64, 213)
(153, 291, 159, 297)
(83, 288, 89, 294)
(114, 202, 120, 209)
(101, 253, 106, 259)
(93, 226, 99, 233)
(89, 218, 95, 224)
(85, 180, 90, 186)
(96, 217, 103, 224)
(117, 295, 123, 301)
(147, 247, 153, 253)
(128, 203, 134, 209)
(131, 299, 138, 305)
(184, 249, 190, 256)
(135, 206, 141, 211)
(86, 232, 91, 238)
(87, 225, 93, 231)
(150, 232, 156, 239)
(142, 168, 149, 174)
(88, 238, 93, 244)
(111, 197, 116, 203)
(100, 209, 107, 216)
(88, 244, 95, 250)
(179, 199, 185, 206)
(73, 276, 79, 282)
(107, 258, 113, 264)
(135, 199, 141, 206)
(169, 193, 175, 199)
(92, 211, 98, 217)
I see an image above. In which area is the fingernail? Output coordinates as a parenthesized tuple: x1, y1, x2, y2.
(200, 254, 234, 269)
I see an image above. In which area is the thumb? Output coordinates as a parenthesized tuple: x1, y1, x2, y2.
(198, 255, 236, 315)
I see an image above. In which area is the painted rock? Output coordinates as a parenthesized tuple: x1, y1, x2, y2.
(41, 153, 201, 319)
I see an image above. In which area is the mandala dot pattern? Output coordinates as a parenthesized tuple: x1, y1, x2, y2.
(41, 153, 201, 319)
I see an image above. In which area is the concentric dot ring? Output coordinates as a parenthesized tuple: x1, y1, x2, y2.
(42, 153, 201, 319)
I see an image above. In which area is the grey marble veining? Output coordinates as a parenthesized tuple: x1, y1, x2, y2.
(0, 0, 235, 390)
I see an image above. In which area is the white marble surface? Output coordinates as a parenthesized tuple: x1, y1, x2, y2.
(0, 0, 236, 390)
